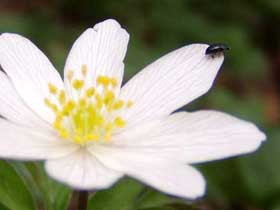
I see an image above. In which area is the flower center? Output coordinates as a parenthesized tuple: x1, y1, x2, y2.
(44, 65, 133, 145)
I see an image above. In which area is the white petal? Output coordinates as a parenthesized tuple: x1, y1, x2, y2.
(0, 71, 50, 129)
(120, 44, 224, 126)
(64, 19, 129, 92)
(0, 33, 64, 123)
(0, 119, 78, 160)
(45, 149, 123, 190)
(111, 111, 266, 163)
(91, 146, 205, 199)
(174, 111, 266, 163)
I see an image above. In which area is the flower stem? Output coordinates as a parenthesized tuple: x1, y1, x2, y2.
(78, 190, 88, 210)
(68, 190, 88, 210)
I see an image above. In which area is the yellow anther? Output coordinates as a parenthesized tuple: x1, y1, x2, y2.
(127, 100, 134, 108)
(95, 94, 103, 108)
(52, 105, 58, 112)
(105, 122, 113, 132)
(104, 133, 111, 141)
(61, 108, 70, 116)
(44, 98, 52, 107)
(86, 87, 95, 97)
(48, 83, 58, 94)
(53, 120, 62, 130)
(55, 114, 63, 122)
(62, 100, 75, 115)
(75, 128, 83, 135)
(85, 134, 99, 141)
(73, 135, 83, 144)
(110, 78, 118, 88)
(44, 99, 58, 112)
(79, 98, 87, 107)
(104, 90, 115, 105)
(97, 75, 110, 87)
(97, 76, 103, 84)
(114, 117, 126, 128)
(66, 100, 76, 110)
(81, 64, 88, 77)
(59, 129, 69, 139)
(58, 90, 66, 104)
(72, 79, 84, 90)
(113, 100, 124, 110)
(104, 123, 113, 141)
(67, 70, 74, 81)
(95, 115, 104, 126)
(86, 104, 95, 115)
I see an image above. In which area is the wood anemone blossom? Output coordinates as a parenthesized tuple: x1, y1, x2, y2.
(0, 19, 265, 200)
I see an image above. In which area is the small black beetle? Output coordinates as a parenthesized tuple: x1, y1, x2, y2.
(205, 43, 229, 57)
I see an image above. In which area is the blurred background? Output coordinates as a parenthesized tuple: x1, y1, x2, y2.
(0, 0, 280, 210)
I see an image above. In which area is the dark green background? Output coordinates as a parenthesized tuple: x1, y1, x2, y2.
(1, 0, 280, 210)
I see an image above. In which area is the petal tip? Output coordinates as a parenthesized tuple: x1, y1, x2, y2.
(93, 18, 122, 30)
(0, 33, 22, 40)
(186, 171, 206, 200)
(93, 19, 129, 38)
(254, 128, 267, 148)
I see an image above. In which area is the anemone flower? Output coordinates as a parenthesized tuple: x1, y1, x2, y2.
(0, 19, 265, 199)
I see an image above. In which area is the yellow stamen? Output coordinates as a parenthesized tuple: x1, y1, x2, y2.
(111, 78, 118, 87)
(59, 128, 69, 139)
(114, 117, 126, 128)
(44, 98, 58, 112)
(104, 133, 111, 141)
(127, 100, 134, 108)
(81, 64, 88, 77)
(62, 100, 75, 116)
(44, 98, 52, 107)
(104, 90, 115, 105)
(53, 119, 62, 130)
(44, 67, 133, 145)
(97, 75, 110, 87)
(73, 135, 83, 144)
(48, 83, 58, 94)
(85, 133, 99, 141)
(58, 90, 66, 104)
(79, 98, 86, 107)
(72, 79, 84, 90)
(67, 70, 74, 81)
(95, 94, 103, 108)
(86, 87, 95, 97)
(113, 100, 124, 110)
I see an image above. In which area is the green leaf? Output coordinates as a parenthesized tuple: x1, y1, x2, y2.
(13, 162, 71, 210)
(88, 177, 143, 210)
(40, 173, 71, 210)
(29, 163, 71, 210)
(52, 185, 72, 210)
(199, 159, 248, 204)
(239, 128, 280, 203)
(0, 160, 36, 210)
(136, 189, 182, 209)
(206, 87, 265, 124)
(138, 207, 175, 210)
(0, 202, 10, 210)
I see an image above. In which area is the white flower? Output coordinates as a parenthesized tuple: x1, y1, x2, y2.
(0, 19, 265, 199)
